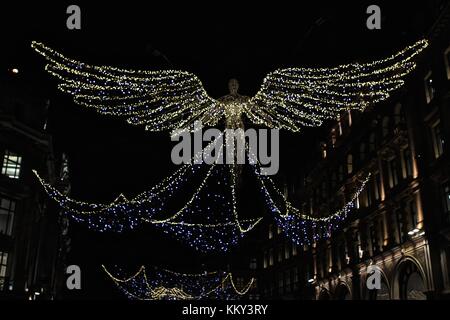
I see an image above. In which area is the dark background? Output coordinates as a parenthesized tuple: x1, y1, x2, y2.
(0, 1, 439, 299)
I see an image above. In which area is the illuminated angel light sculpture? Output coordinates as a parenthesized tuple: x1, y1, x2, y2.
(31, 39, 428, 251)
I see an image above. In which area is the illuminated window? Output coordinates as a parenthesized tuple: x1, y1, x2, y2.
(284, 243, 290, 260)
(347, 154, 353, 174)
(401, 147, 414, 178)
(268, 224, 273, 239)
(407, 199, 418, 231)
(269, 248, 274, 266)
(263, 251, 268, 269)
(277, 226, 282, 235)
(424, 71, 435, 104)
(331, 129, 337, 147)
(387, 158, 400, 188)
(321, 143, 327, 159)
(0, 252, 8, 291)
(373, 172, 381, 200)
(1, 150, 22, 179)
(431, 120, 444, 159)
(348, 110, 352, 127)
(444, 46, 450, 80)
(278, 247, 283, 262)
(292, 243, 298, 256)
(0, 197, 15, 236)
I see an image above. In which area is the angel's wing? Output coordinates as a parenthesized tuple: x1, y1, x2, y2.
(31, 42, 221, 132)
(247, 39, 428, 132)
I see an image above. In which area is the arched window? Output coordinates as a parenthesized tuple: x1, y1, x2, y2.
(335, 284, 351, 300)
(398, 260, 427, 300)
(347, 154, 353, 174)
(382, 116, 390, 138)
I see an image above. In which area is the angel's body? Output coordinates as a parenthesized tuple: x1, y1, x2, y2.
(218, 78, 248, 131)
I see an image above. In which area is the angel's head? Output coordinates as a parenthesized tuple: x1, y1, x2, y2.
(228, 78, 239, 95)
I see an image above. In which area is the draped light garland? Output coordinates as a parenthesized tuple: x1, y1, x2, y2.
(102, 265, 255, 300)
(34, 164, 261, 252)
(251, 159, 371, 245)
(33, 135, 262, 252)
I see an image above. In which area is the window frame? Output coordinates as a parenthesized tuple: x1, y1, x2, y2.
(1, 150, 22, 179)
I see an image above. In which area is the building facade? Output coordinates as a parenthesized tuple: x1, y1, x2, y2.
(257, 3, 450, 300)
(0, 72, 69, 299)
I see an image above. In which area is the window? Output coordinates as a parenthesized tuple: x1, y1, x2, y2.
(387, 158, 400, 188)
(293, 268, 299, 290)
(444, 46, 450, 80)
(284, 243, 290, 260)
(373, 172, 381, 200)
(367, 179, 373, 207)
(347, 154, 353, 174)
(396, 209, 406, 243)
(269, 249, 274, 266)
(338, 165, 344, 182)
(331, 173, 337, 189)
(331, 129, 337, 148)
(402, 147, 413, 177)
(292, 243, 298, 256)
(263, 252, 268, 269)
(278, 247, 283, 263)
(321, 143, 327, 159)
(321, 181, 327, 199)
(382, 117, 390, 138)
(0, 197, 15, 236)
(0, 252, 8, 291)
(424, 71, 435, 104)
(369, 133, 376, 152)
(442, 182, 450, 222)
(278, 274, 284, 294)
(285, 271, 291, 293)
(431, 120, 444, 159)
(370, 222, 379, 254)
(268, 224, 273, 239)
(360, 143, 366, 162)
(407, 199, 418, 231)
(348, 110, 352, 127)
(1, 150, 22, 179)
(394, 103, 406, 125)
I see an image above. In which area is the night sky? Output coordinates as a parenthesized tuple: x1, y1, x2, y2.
(0, 1, 436, 299)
